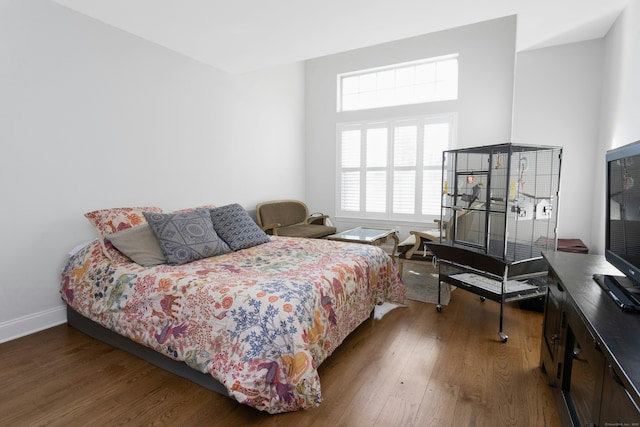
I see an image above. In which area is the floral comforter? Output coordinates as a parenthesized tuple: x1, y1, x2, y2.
(60, 236, 405, 413)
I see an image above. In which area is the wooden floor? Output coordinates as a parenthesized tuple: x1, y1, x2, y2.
(0, 291, 561, 426)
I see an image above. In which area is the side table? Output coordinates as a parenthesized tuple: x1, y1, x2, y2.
(326, 227, 399, 257)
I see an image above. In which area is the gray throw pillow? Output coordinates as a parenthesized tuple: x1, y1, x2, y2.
(209, 204, 271, 251)
(107, 224, 166, 267)
(144, 209, 231, 265)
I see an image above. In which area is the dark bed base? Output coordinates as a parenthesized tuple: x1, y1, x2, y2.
(66, 305, 229, 397)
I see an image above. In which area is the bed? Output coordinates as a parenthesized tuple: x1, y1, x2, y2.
(60, 205, 405, 414)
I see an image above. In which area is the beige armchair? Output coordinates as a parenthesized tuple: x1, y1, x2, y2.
(256, 200, 336, 238)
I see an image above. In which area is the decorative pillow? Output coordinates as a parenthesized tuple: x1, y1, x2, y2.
(209, 204, 271, 251)
(85, 206, 163, 262)
(107, 224, 166, 267)
(144, 209, 231, 265)
(173, 204, 217, 213)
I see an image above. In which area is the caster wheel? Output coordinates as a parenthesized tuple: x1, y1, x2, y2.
(436, 304, 442, 312)
(480, 296, 486, 302)
(499, 332, 508, 343)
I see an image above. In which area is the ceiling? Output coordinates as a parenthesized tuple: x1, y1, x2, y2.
(51, 0, 628, 74)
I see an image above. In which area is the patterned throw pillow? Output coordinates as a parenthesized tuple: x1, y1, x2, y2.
(85, 206, 163, 262)
(209, 204, 271, 251)
(144, 209, 231, 265)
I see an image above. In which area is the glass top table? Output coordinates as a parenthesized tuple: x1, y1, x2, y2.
(326, 227, 399, 256)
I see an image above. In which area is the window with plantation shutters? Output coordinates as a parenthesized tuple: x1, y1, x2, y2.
(335, 54, 459, 222)
(336, 114, 456, 221)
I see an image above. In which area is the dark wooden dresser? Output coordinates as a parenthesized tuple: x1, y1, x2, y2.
(541, 251, 640, 426)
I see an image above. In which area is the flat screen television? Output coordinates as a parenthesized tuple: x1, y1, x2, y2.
(596, 139, 640, 311)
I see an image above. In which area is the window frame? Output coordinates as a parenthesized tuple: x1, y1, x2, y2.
(336, 53, 459, 112)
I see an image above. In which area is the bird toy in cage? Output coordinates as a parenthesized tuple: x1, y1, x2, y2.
(518, 157, 528, 192)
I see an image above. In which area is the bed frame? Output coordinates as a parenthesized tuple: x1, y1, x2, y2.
(66, 305, 229, 396)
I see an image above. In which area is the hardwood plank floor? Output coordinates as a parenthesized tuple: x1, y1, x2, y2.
(0, 291, 560, 426)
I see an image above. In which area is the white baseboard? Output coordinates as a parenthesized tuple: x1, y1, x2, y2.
(0, 306, 67, 344)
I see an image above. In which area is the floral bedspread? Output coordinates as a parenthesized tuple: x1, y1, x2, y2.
(60, 236, 405, 413)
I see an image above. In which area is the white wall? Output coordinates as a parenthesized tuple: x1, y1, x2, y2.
(0, 0, 305, 342)
(591, 1, 640, 254)
(304, 16, 517, 239)
(513, 2, 640, 256)
(512, 40, 605, 251)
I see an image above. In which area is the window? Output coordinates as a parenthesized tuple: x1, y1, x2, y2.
(337, 54, 458, 112)
(337, 114, 456, 221)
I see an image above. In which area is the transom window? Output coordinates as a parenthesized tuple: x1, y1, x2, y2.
(337, 54, 459, 112)
(337, 114, 456, 221)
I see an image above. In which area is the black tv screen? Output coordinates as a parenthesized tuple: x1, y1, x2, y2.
(606, 140, 640, 285)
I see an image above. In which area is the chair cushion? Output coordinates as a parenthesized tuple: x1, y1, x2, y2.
(277, 224, 336, 239)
